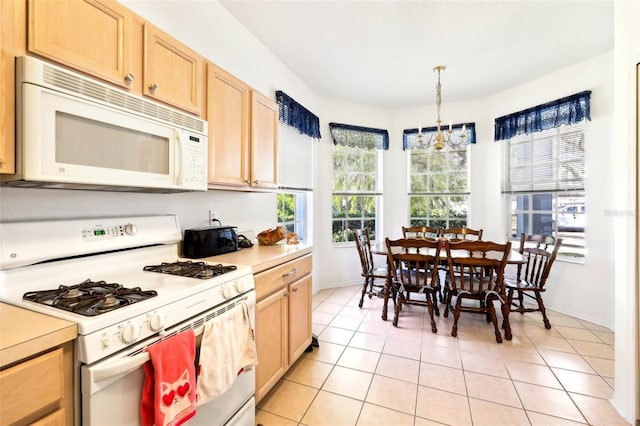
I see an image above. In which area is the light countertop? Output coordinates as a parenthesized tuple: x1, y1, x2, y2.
(199, 242, 312, 274)
(0, 303, 77, 368)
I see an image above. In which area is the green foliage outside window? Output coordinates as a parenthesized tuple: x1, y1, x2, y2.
(408, 147, 469, 228)
(332, 145, 380, 243)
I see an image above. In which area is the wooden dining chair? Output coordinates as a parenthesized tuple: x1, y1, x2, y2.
(385, 237, 441, 331)
(353, 229, 388, 308)
(401, 225, 441, 239)
(505, 233, 563, 329)
(444, 239, 512, 343)
(440, 226, 483, 306)
(440, 226, 483, 241)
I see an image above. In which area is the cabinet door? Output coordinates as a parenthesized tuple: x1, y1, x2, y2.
(250, 90, 278, 189)
(289, 275, 313, 362)
(207, 63, 250, 187)
(255, 287, 288, 402)
(143, 23, 204, 115)
(28, 0, 139, 91)
(0, 0, 25, 174)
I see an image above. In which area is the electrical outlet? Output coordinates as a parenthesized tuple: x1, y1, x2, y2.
(209, 210, 217, 225)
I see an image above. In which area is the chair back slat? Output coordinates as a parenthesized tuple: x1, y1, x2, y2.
(441, 227, 483, 241)
(517, 233, 563, 290)
(385, 237, 440, 291)
(445, 240, 511, 295)
(354, 229, 375, 276)
(402, 226, 441, 239)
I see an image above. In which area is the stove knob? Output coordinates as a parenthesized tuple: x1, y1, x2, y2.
(222, 285, 233, 299)
(121, 322, 140, 344)
(124, 223, 138, 236)
(148, 313, 165, 332)
(235, 279, 245, 293)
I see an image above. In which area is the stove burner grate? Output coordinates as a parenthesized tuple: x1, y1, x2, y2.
(143, 260, 237, 279)
(23, 279, 157, 316)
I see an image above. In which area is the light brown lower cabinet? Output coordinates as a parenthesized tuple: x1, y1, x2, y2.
(0, 341, 74, 426)
(254, 254, 312, 402)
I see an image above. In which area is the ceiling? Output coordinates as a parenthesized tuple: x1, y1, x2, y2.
(219, 0, 614, 109)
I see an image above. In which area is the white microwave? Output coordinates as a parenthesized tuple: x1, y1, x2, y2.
(2, 56, 208, 192)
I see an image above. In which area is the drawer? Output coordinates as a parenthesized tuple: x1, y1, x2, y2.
(0, 348, 63, 425)
(255, 254, 312, 300)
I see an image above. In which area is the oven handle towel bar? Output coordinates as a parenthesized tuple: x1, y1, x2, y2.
(90, 321, 208, 384)
(89, 294, 252, 385)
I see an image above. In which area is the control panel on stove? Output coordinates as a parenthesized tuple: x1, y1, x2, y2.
(82, 223, 138, 241)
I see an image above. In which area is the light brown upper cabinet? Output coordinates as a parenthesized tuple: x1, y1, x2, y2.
(250, 90, 278, 190)
(143, 23, 204, 115)
(207, 63, 251, 187)
(28, 0, 141, 92)
(0, 0, 26, 174)
(28, 0, 204, 116)
(206, 63, 278, 191)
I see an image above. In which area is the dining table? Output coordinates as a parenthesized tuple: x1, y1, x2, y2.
(371, 239, 525, 341)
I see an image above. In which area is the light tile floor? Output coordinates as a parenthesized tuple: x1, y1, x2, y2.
(256, 285, 629, 426)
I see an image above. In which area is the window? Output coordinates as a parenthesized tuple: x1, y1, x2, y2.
(505, 123, 586, 261)
(274, 91, 318, 243)
(277, 192, 307, 241)
(408, 145, 470, 228)
(330, 123, 387, 243)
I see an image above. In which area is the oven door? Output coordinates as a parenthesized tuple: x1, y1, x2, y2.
(80, 292, 256, 426)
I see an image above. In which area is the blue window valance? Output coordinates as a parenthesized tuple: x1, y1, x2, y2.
(494, 91, 591, 141)
(403, 123, 476, 150)
(329, 122, 389, 150)
(275, 90, 321, 139)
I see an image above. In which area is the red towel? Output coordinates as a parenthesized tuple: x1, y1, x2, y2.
(141, 330, 196, 426)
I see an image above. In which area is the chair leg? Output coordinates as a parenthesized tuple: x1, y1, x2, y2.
(501, 299, 512, 340)
(427, 293, 437, 333)
(393, 292, 405, 327)
(432, 286, 440, 317)
(451, 298, 462, 337)
(444, 290, 453, 318)
(517, 290, 525, 314)
(359, 277, 368, 308)
(506, 288, 514, 312)
(536, 291, 551, 329)
(487, 300, 503, 343)
(381, 279, 390, 321)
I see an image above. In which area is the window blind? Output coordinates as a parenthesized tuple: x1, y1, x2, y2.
(277, 122, 313, 191)
(506, 122, 585, 193)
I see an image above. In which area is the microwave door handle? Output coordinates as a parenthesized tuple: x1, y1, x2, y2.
(175, 130, 183, 186)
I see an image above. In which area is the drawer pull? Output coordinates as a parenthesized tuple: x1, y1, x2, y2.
(282, 268, 298, 278)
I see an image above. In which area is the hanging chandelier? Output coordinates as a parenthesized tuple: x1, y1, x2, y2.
(417, 65, 469, 150)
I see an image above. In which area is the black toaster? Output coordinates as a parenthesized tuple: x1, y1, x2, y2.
(182, 225, 238, 258)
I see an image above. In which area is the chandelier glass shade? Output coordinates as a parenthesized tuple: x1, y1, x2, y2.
(417, 66, 470, 150)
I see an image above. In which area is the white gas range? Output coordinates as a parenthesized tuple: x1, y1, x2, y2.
(0, 215, 256, 426)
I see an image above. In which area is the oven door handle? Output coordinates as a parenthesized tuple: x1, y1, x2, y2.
(91, 352, 151, 383)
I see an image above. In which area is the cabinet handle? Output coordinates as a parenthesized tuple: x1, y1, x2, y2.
(282, 268, 298, 278)
(244, 179, 250, 184)
(253, 180, 259, 185)
(292, 287, 299, 293)
(284, 292, 290, 297)
(149, 83, 158, 92)
(124, 73, 135, 83)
